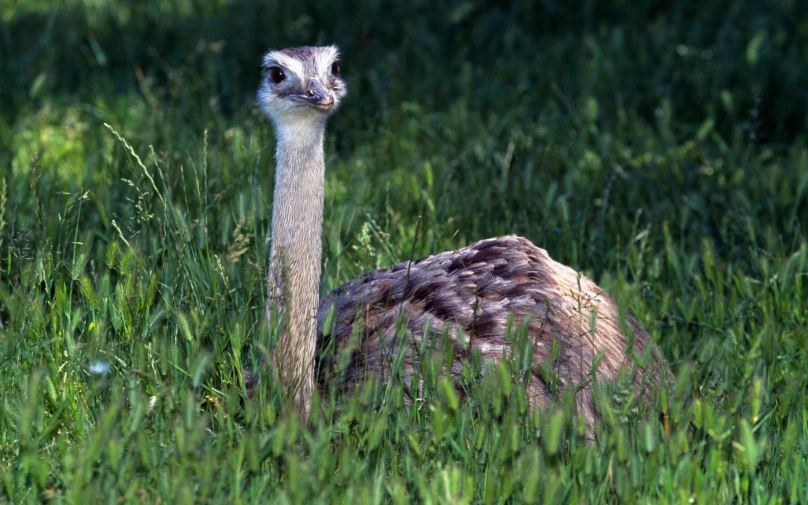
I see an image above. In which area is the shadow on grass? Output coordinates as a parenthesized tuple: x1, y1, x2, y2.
(1, 0, 807, 146)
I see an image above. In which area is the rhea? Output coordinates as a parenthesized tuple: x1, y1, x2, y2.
(256, 45, 670, 426)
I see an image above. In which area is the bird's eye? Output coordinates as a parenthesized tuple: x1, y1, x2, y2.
(267, 66, 285, 84)
(330, 61, 341, 78)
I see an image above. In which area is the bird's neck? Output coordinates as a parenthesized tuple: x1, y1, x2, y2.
(267, 118, 327, 421)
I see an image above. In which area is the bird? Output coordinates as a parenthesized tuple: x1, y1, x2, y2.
(253, 45, 671, 429)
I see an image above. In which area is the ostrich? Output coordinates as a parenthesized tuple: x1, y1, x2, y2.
(254, 45, 670, 427)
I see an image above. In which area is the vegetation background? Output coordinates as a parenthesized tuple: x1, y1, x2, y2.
(1, 0, 807, 502)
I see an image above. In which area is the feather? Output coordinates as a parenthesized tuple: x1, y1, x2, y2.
(316, 235, 671, 428)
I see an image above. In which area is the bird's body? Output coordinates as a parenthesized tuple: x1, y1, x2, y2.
(256, 45, 670, 427)
(317, 235, 667, 426)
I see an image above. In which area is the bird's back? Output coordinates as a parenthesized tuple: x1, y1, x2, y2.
(316, 235, 670, 427)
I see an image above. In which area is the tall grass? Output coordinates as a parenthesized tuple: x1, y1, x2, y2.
(1, 0, 807, 503)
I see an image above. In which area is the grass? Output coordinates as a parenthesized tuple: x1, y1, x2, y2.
(1, 0, 808, 502)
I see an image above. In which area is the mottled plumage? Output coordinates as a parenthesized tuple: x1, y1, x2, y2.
(316, 235, 669, 427)
(254, 45, 670, 427)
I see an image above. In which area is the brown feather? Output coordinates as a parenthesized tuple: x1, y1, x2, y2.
(315, 235, 671, 428)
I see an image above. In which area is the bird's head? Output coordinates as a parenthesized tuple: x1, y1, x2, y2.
(257, 45, 347, 129)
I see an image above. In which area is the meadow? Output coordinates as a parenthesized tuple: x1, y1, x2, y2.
(1, 0, 807, 502)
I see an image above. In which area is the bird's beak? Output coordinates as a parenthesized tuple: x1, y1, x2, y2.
(298, 80, 334, 109)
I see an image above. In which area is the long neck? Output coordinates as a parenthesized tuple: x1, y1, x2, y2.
(267, 118, 327, 422)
